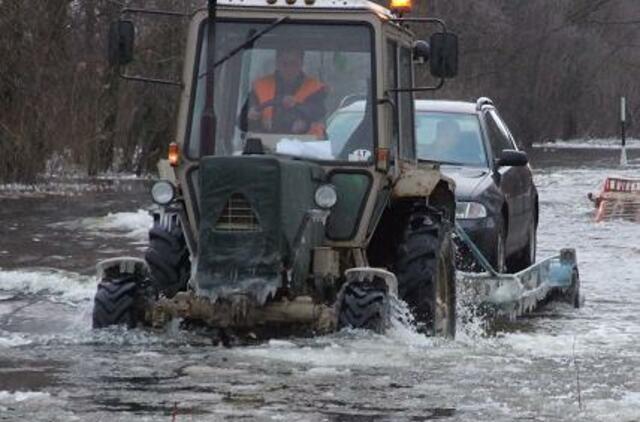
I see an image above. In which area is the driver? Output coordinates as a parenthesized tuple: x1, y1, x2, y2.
(240, 49, 328, 138)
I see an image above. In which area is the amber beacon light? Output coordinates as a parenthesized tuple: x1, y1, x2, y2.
(389, 0, 412, 13)
(168, 142, 180, 167)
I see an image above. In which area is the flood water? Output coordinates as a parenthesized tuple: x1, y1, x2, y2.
(1, 146, 639, 421)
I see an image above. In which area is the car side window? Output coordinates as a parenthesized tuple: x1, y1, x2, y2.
(490, 110, 518, 150)
(485, 110, 513, 158)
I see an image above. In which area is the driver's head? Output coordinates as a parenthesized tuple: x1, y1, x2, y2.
(276, 49, 304, 83)
(436, 119, 461, 145)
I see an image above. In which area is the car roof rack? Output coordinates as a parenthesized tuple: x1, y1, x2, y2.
(476, 97, 494, 111)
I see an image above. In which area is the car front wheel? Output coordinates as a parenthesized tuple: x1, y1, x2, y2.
(508, 217, 537, 272)
(490, 217, 507, 273)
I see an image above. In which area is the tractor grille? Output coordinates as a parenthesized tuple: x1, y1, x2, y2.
(215, 193, 260, 232)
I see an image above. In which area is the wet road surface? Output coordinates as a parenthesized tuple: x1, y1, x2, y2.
(1, 149, 639, 421)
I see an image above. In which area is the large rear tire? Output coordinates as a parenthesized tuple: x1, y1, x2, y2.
(144, 214, 190, 298)
(394, 206, 456, 338)
(337, 280, 390, 334)
(92, 274, 139, 329)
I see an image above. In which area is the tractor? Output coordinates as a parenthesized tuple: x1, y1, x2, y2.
(92, 0, 460, 339)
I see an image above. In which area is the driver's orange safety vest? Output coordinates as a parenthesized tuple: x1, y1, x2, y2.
(253, 75, 327, 138)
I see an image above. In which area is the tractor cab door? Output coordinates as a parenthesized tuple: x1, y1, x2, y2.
(383, 35, 417, 172)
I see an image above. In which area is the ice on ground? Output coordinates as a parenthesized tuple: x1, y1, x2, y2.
(0, 268, 95, 303)
(306, 366, 351, 376)
(55, 209, 153, 241)
(586, 391, 640, 422)
(533, 138, 640, 149)
(241, 335, 410, 368)
(0, 331, 32, 348)
(0, 391, 52, 402)
(82, 209, 152, 240)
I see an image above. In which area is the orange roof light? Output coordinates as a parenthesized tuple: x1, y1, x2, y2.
(390, 0, 412, 13)
(168, 142, 180, 167)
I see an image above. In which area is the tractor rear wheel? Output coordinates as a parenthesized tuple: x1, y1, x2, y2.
(394, 206, 456, 338)
(144, 214, 190, 298)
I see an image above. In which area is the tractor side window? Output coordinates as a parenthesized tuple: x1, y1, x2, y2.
(398, 46, 415, 160)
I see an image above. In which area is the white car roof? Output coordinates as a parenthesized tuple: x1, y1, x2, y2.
(335, 99, 479, 114)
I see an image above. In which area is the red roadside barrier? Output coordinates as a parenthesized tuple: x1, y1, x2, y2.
(590, 177, 640, 222)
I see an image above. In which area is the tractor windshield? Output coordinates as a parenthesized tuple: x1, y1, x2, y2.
(187, 20, 376, 163)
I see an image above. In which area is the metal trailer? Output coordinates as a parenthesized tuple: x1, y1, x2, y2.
(455, 222, 581, 321)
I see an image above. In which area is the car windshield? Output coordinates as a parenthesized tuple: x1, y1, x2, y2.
(416, 112, 487, 167)
(187, 21, 375, 163)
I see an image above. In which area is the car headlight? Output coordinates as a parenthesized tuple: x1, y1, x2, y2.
(315, 184, 338, 209)
(151, 180, 176, 205)
(456, 201, 487, 219)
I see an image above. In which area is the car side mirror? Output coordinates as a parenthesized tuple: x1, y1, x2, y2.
(496, 150, 529, 167)
(108, 20, 135, 67)
(413, 40, 430, 64)
(429, 32, 458, 79)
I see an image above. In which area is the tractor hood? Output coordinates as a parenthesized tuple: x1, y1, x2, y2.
(194, 156, 326, 304)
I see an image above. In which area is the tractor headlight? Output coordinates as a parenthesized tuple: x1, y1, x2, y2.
(315, 184, 338, 209)
(151, 180, 176, 205)
(456, 201, 487, 219)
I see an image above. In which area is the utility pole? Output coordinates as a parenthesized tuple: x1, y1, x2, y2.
(620, 96, 628, 167)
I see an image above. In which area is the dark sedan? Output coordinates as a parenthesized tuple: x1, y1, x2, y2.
(327, 97, 538, 273)
(414, 98, 538, 272)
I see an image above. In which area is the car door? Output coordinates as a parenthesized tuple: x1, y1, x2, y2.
(492, 110, 535, 233)
(483, 110, 529, 253)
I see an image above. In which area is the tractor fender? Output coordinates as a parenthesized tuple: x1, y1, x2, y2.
(392, 163, 456, 201)
(96, 257, 149, 280)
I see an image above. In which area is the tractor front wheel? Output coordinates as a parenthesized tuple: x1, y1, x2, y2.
(92, 274, 140, 329)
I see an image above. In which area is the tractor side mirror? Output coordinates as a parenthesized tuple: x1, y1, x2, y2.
(429, 32, 458, 79)
(108, 20, 135, 67)
(496, 150, 529, 167)
(413, 40, 430, 64)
